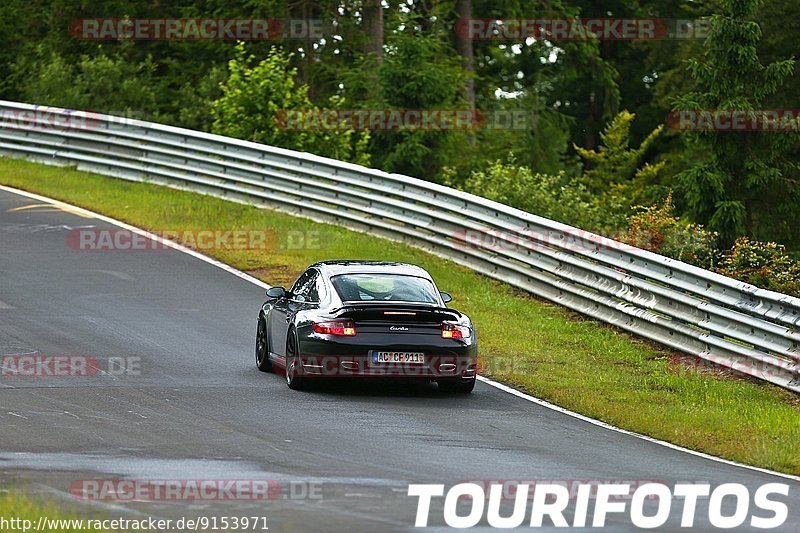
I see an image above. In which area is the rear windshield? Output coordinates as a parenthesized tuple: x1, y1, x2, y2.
(330, 274, 439, 303)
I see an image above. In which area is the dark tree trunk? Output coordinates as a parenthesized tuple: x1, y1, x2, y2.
(290, 0, 317, 100)
(584, 88, 601, 151)
(454, 0, 474, 110)
(363, 0, 384, 61)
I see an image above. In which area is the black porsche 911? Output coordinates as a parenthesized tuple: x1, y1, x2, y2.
(255, 261, 478, 393)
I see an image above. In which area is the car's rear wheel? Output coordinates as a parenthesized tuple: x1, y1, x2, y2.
(438, 377, 476, 394)
(285, 328, 307, 390)
(255, 318, 273, 372)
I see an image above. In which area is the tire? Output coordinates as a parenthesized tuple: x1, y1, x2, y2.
(285, 328, 308, 390)
(255, 317, 273, 372)
(438, 377, 476, 394)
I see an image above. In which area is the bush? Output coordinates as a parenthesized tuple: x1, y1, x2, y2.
(716, 238, 800, 296)
(17, 48, 159, 120)
(621, 193, 718, 269)
(449, 160, 800, 298)
(442, 158, 625, 232)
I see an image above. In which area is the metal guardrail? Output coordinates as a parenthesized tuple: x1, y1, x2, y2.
(1, 100, 798, 392)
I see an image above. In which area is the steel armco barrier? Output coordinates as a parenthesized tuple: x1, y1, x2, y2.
(1, 101, 798, 392)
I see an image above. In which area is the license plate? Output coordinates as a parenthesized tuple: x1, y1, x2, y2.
(371, 351, 425, 364)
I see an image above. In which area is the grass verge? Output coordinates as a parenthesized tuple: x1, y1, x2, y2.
(0, 492, 114, 532)
(2, 157, 799, 475)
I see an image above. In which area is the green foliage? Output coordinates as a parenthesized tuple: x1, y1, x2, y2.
(621, 193, 718, 268)
(539, 22, 623, 151)
(575, 110, 665, 194)
(174, 64, 228, 132)
(18, 47, 159, 120)
(574, 110, 670, 219)
(365, 26, 470, 179)
(474, 94, 576, 176)
(211, 44, 369, 165)
(716, 238, 800, 296)
(620, 195, 800, 297)
(442, 158, 616, 232)
(673, 0, 799, 246)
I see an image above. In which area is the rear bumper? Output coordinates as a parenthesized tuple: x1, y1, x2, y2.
(296, 353, 477, 380)
(298, 328, 478, 380)
(295, 326, 477, 379)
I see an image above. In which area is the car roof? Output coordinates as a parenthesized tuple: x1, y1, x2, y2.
(310, 260, 433, 279)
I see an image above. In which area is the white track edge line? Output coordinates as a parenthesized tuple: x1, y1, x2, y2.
(476, 376, 800, 482)
(2, 182, 798, 483)
(0, 184, 269, 290)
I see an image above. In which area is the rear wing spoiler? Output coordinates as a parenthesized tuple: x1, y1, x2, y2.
(333, 301, 463, 319)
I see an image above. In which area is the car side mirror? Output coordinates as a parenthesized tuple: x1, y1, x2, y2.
(266, 287, 286, 299)
(440, 291, 453, 303)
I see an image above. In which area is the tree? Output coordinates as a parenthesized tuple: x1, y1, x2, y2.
(211, 44, 369, 164)
(575, 110, 665, 202)
(673, 0, 798, 246)
(369, 20, 469, 180)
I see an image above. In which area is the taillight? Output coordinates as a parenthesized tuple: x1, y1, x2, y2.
(313, 320, 357, 336)
(441, 322, 471, 339)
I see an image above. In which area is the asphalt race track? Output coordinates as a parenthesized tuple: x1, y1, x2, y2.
(0, 186, 798, 532)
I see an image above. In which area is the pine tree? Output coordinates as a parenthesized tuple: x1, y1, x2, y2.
(673, 0, 797, 246)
